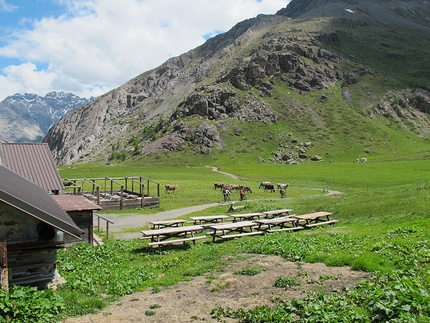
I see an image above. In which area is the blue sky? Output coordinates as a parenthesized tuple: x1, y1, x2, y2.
(0, 0, 290, 101)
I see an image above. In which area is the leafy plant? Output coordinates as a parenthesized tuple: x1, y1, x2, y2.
(274, 275, 301, 289)
(0, 286, 65, 323)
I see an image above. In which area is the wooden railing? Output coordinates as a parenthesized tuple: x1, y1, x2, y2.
(94, 213, 114, 240)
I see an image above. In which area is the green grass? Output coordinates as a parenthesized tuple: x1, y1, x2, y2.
(3, 157, 430, 322)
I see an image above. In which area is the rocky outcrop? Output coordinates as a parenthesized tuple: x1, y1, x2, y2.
(142, 121, 223, 155)
(171, 86, 277, 123)
(371, 89, 430, 136)
(217, 41, 341, 94)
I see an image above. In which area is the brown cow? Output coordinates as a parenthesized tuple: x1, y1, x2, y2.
(214, 182, 224, 190)
(165, 184, 178, 193)
(241, 185, 253, 193)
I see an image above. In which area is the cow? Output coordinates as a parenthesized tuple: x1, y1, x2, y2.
(241, 185, 253, 193)
(259, 181, 271, 189)
(214, 182, 224, 190)
(277, 183, 289, 190)
(356, 157, 367, 163)
(229, 184, 240, 191)
(165, 184, 178, 193)
(263, 183, 275, 192)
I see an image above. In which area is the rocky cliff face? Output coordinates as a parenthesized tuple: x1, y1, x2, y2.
(44, 0, 430, 165)
(44, 15, 288, 164)
(0, 92, 93, 143)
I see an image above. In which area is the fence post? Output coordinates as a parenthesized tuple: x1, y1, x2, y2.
(120, 186, 124, 210)
(0, 241, 8, 292)
(141, 184, 145, 207)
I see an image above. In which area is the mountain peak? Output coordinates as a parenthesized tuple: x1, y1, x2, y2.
(277, 0, 430, 31)
(0, 92, 94, 143)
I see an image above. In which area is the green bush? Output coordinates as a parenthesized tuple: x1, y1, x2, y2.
(0, 286, 65, 323)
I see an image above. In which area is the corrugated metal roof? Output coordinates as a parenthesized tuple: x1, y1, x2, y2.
(0, 143, 64, 192)
(0, 165, 82, 239)
(52, 195, 102, 212)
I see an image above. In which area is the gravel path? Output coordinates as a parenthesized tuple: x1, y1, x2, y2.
(105, 203, 220, 240)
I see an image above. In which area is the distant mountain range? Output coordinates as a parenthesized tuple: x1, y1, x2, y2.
(0, 92, 94, 143)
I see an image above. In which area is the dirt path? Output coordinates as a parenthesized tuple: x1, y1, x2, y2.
(206, 166, 240, 180)
(107, 203, 220, 240)
(61, 254, 370, 323)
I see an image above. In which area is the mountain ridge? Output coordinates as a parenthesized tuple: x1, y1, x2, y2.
(44, 0, 430, 165)
(0, 92, 94, 143)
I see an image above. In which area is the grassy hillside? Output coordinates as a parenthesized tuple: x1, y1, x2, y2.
(102, 16, 430, 167)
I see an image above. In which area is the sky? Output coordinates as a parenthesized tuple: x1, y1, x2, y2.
(0, 0, 290, 101)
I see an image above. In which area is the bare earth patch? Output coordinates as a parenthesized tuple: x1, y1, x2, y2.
(61, 254, 370, 323)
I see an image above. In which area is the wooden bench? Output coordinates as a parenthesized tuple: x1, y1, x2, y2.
(255, 216, 298, 231)
(229, 212, 263, 222)
(305, 220, 338, 228)
(189, 215, 229, 225)
(228, 203, 246, 212)
(219, 231, 263, 239)
(147, 236, 207, 248)
(150, 219, 187, 229)
(267, 227, 304, 233)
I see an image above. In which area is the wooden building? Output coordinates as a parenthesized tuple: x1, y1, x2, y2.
(52, 195, 102, 245)
(0, 165, 82, 289)
(0, 142, 101, 245)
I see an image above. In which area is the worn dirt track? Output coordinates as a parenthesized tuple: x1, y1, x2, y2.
(61, 254, 370, 323)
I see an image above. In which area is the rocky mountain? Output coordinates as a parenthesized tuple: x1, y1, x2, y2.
(44, 0, 430, 165)
(0, 92, 94, 143)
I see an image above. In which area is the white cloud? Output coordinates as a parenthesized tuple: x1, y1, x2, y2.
(0, 0, 289, 100)
(0, 0, 16, 12)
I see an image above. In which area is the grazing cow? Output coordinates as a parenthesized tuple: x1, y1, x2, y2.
(356, 157, 367, 163)
(229, 184, 240, 191)
(259, 181, 271, 189)
(214, 182, 224, 190)
(263, 183, 275, 192)
(165, 184, 178, 193)
(277, 183, 289, 190)
(241, 185, 253, 193)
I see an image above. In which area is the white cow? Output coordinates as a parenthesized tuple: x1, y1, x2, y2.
(356, 158, 367, 163)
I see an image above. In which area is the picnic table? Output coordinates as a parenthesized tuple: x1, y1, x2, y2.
(208, 221, 263, 241)
(291, 212, 338, 228)
(254, 216, 304, 232)
(262, 209, 293, 219)
(150, 219, 187, 229)
(189, 215, 230, 225)
(229, 212, 264, 222)
(141, 225, 206, 251)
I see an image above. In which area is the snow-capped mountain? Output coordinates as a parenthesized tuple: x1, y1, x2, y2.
(0, 92, 94, 142)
